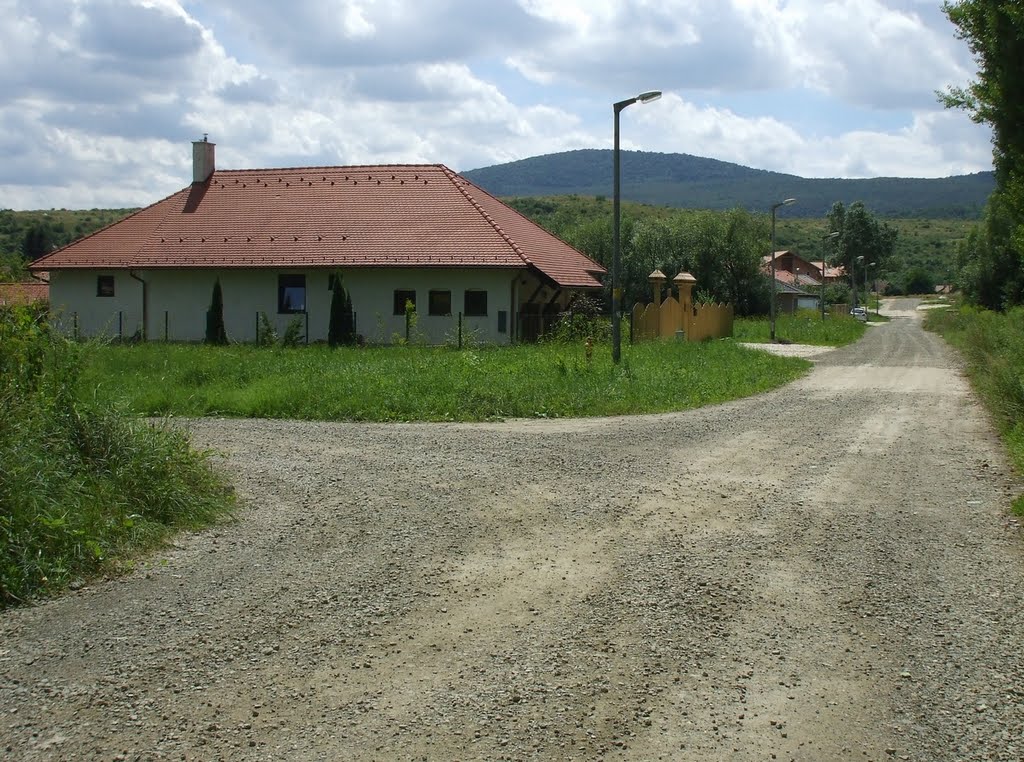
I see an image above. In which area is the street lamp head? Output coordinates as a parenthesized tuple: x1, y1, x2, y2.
(771, 197, 797, 213)
(615, 90, 663, 111)
(823, 231, 840, 240)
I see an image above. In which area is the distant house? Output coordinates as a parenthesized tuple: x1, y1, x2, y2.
(810, 260, 846, 285)
(30, 139, 605, 344)
(763, 251, 823, 313)
(0, 277, 49, 308)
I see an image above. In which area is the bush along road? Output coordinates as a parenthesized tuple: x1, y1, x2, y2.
(1, 298, 1021, 761)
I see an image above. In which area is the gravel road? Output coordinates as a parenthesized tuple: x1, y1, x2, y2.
(2, 297, 1022, 761)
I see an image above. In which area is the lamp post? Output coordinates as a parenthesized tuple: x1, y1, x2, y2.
(769, 198, 796, 342)
(866, 261, 875, 316)
(612, 90, 662, 364)
(821, 231, 839, 321)
(854, 255, 864, 308)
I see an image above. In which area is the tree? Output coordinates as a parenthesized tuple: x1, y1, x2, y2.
(954, 192, 1024, 307)
(711, 208, 771, 316)
(825, 201, 897, 299)
(328, 272, 355, 346)
(21, 223, 56, 261)
(205, 279, 228, 345)
(942, 1, 1024, 307)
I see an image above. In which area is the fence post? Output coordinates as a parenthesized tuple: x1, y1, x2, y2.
(255, 312, 259, 344)
(405, 310, 410, 342)
(458, 312, 463, 349)
(305, 311, 309, 345)
(164, 311, 169, 341)
(118, 311, 123, 339)
(73, 312, 79, 341)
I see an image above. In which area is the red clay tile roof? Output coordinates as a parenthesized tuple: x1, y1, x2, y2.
(31, 164, 605, 289)
(0, 281, 48, 306)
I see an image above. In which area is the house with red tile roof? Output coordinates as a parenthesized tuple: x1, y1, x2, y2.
(0, 279, 49, 307)
(30, 139, 605, 344)
(762, 251, 823, 313)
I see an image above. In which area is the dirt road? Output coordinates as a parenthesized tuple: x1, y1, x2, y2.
(2, 298, 1022, 761)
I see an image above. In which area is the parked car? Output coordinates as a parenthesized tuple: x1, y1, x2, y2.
(850, 306, 868, 322)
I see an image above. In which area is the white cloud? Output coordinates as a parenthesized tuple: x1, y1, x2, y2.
(631, 93, 991, 179)
(0, 0, 994, 209)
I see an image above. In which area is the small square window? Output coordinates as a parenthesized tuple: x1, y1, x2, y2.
(464, 289, 487, 317)
(394, 289, 416, 315)
(97, 275, 114, 297)
(428, 290, 451, 316)
(278, 274, 306, 314)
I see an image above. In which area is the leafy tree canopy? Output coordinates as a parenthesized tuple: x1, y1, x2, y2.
(942, 0, 1024, 308)
(825, 201, 898, 287)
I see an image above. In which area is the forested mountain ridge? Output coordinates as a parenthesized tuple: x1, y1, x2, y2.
(461, 149, 994, 219)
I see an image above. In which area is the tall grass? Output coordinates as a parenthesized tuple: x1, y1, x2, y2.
(80, 339, 810, 422)
(0, 306, 235, 607)
(925, 305, 1024, 514)
(733, 309, 867, 346)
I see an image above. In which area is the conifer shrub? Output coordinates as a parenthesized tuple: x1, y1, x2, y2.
(205, 278, 228, 345)
(328, 272, 356, 346)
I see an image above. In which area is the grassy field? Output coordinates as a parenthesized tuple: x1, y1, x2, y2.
(925, 305, 1024, 515)
(81, 338, 812, 422)
(733, 310, 868, 346)
(1, 306, 235, 607)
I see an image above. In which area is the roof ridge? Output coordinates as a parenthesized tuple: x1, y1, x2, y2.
(214, 163, 447, 175)
(440, 166, 533, 268)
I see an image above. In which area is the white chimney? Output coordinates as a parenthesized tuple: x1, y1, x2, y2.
(192, 134, 215, 183)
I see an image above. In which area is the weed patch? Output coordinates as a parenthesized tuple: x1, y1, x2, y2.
(0, 306, 235, 607)
(81, 339, 810, 423)
(926, 305, 1024, 515)
(734, 310, 866, 346)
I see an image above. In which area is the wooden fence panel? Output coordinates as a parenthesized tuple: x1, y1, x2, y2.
(659, 296, 682, 338)
(630, 299, 734, 342)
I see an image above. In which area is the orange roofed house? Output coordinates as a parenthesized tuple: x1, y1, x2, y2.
(29, 139, 606, 344)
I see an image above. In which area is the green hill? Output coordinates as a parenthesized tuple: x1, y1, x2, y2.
(461, 149, 994, 219)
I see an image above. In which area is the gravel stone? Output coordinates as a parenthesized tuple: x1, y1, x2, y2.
(0, 297, 1021, 761)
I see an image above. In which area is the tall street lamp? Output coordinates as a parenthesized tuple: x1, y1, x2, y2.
(821, 231, 839, 321)
(854, 255, 864, 308)
(866, 261, 875, 316)
(612, 90, 662, 364)
(769, 198, 796, 343)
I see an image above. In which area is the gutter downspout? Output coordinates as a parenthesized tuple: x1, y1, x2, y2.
(509, 272, 519, 343)
(128, 270, 147, 340)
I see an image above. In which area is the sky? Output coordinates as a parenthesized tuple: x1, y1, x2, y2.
(0, 0, 995, 210)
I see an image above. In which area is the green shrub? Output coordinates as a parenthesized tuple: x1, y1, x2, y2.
(544, 295, 610, 343)
(281, 315, 304, 347)
(256, 312, 277, 346)
(0, 305, 234, 607)
(328, 273, 355, 347)
(205, 278, 228, 345)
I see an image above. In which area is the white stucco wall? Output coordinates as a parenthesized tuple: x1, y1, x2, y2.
(48, 270, 144, 339)
(49, 267, 529, 345)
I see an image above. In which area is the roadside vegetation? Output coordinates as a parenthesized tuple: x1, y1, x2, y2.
(0, 305, 235, 607)
(733, 310, 867, 346)
(80, 335, 810, 423)
(925, 305, 1024, 515)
